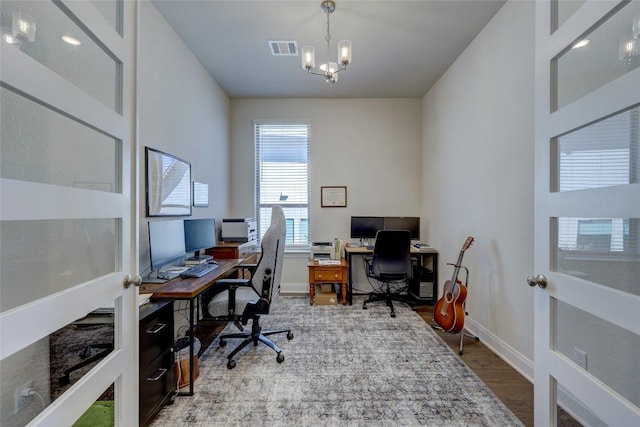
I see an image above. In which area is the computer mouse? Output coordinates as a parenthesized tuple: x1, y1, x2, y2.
(207, 260, 218, 265)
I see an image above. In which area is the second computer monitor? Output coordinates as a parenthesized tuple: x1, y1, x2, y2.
(184, 218, 216, 258)
(384, 216, 420, 240)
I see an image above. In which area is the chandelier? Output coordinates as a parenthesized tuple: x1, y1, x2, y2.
(301, 1, 352, 86)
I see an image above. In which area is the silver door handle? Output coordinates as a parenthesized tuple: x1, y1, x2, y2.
(123, 274, 142, 288)
(527, 274, 547, 289)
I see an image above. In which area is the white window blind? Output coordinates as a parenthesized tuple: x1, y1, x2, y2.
(255, 123, 310, 247)
(555, 106, 639, 255)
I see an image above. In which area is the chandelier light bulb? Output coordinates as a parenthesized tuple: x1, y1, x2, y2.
(618, 35, 640, 61)
(1, 26, 21, 46)
(301, 45, 315, 70)
(338, 40, 352, 66)
(12, 11, 36, 42)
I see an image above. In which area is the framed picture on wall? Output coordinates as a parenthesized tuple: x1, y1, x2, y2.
(193, 181, 209, 207)
(145, 147, 192, 216)
(321, 186, 347, 207)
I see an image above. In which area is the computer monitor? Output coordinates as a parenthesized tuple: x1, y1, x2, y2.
(350, 216, 385, 239)
(384, 216, 420, 240)
(184, 218, 216, 258)
(148, 219, 186, 271)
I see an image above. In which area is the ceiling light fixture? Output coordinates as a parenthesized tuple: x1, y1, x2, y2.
(301, 0, 351, 86)
(61, 35, 81, 46)
(571, 39, 589, 49)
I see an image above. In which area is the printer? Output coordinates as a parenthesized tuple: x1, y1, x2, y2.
(221, 218, 257, 242)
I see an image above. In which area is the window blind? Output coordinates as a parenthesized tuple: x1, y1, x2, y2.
(255, 123, 310, 247)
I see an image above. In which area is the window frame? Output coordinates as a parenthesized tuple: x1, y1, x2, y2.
(254, 121, 311, 250)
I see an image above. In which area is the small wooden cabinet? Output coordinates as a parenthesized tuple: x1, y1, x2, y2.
(206, 240, 258, 261)
(139, 300, 175, 427)
(307, 259, 348, 305)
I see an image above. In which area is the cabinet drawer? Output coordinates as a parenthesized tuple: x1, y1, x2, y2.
(313, 269, 343, 282)
(140, 308, 173, 367)
(139, 348, 174, 427)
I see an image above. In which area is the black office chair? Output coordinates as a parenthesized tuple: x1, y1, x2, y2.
(363, 229, 415, 317)
(206, 206, 293, 369)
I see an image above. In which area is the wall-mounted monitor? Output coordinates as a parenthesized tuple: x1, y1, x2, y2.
(384, 216, 420, 240)
(350, 216, 385, 239)
(184, 218, 216, 258)
(145, 147, 192, 217)
(148, 219, 186, 271)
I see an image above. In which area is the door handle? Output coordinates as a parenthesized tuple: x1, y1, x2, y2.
(123, 274, 142, 288)
(526, 274, 547, 289)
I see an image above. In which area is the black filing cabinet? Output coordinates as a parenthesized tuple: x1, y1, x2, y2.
(139, 300, 175, 426)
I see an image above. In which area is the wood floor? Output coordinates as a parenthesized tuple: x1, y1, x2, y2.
(416, 305, 582, 427)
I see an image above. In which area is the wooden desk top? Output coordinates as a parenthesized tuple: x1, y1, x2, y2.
(307, 259, 348, 268)
(140, 259, 242, 299)
(344, 245, 438, 254)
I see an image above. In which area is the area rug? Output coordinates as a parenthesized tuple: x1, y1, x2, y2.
(151, 297, 523, 426)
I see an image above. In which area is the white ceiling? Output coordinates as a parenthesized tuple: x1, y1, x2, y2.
(151, 0, 506, 99)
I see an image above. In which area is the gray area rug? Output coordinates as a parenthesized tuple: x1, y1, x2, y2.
(151, 296, 523, 426)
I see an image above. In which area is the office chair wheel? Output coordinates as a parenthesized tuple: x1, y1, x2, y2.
(219, 339, 227, 347)
(276, 352, 285, 363)
(390, 312, 396, 318)
(287, 331, 294, 340)
(227, 359, 236, 369)
(362, 304, 368, 310)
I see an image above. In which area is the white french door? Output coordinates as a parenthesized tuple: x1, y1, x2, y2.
(534, 1, 640, 426)
(0, 1, 138, 426)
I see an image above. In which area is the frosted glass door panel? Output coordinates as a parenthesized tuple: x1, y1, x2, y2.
(554, 2, 640, 110)
(0, 219, 118, 312)
(555, 105, 639, 191)
(0, 0, 120, 111)
(555, 299, 640, 407)
(555, 217, 639, 295)
(553, 0, 586, 32)
(0, 317, 115, 425)
(90, 0, 122, 35)
(0, 87, 119, 192)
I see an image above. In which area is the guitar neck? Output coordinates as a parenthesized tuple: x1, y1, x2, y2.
(450, 251, 466, 283)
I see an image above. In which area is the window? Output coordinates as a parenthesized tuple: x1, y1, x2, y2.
(255, 122, 310, 248)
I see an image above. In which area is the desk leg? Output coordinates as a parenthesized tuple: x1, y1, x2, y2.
(177, 298, 196, 397)
(188, 298, 194, 396)
(347, 253, 353, 305)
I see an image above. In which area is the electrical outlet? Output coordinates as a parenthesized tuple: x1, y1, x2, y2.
(573, 347, 587, 369)
(14, 380, 33, 414)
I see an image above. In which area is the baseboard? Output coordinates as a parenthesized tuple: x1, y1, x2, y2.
(465, 318, 604, 425)
(464, 317, 534, 383)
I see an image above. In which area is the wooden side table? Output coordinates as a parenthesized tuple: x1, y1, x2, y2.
(307, 259, 348, 305)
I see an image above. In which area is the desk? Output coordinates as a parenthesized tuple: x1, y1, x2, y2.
(344, 246, 439, 305)
(307, 259, 348, 305)
(140, 259, 242, 396)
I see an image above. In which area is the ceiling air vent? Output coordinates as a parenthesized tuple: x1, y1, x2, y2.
(269, 40, 298, 56)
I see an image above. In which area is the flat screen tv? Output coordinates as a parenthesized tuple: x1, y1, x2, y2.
(184, 218, 216, 258)
(384, 216, 420, 240)
(145, 147, 192, 217)
(148, 219, 186, 271)
(350, 216, 385, 239)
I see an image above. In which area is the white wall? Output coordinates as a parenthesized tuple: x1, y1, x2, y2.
(421, 0, 535, 373)
(230, 98, 422, 292)
(138, 1, 231, 274)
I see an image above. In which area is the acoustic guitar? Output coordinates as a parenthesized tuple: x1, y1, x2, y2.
(433, 236, 475, 333)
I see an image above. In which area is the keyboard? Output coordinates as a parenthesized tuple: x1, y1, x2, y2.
(180, 262, 218, 278)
